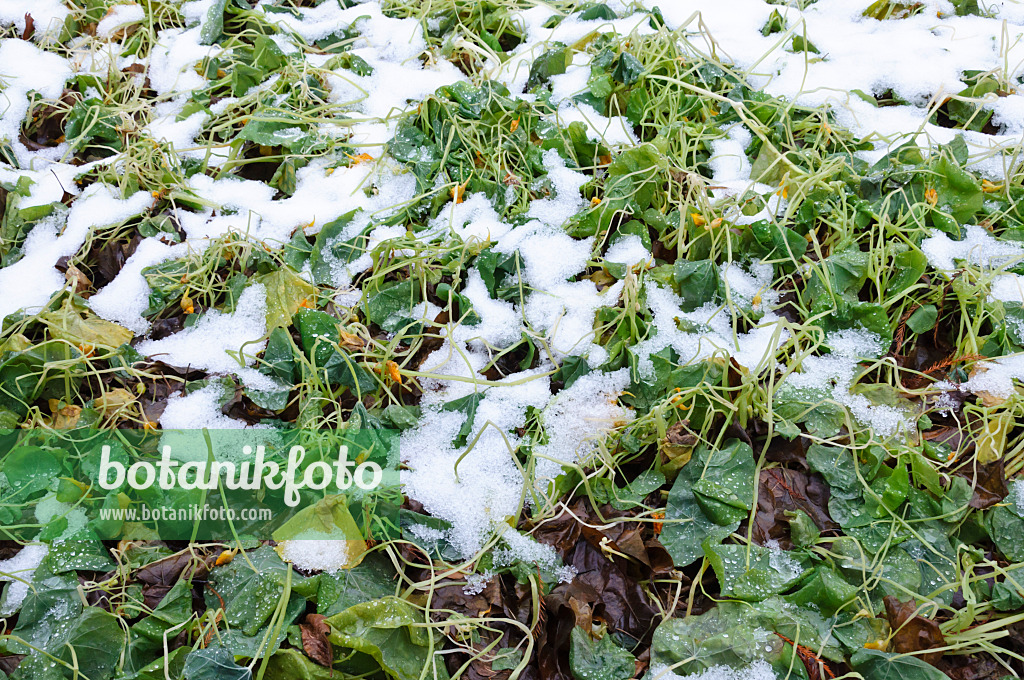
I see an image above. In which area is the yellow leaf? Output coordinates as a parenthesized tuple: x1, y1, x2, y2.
(95, 388, 136, 415)
(977, 410, 1013, 464)
(41, 308, 134, 348)
(255, 268, 319, 329)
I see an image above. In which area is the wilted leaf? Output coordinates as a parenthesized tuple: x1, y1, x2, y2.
(256, 267, 317, 329)
(42, 307, 134, 348)
(300, 614, 333, 667)
(883, 596, 945, 666)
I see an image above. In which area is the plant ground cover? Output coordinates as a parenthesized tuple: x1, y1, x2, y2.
(10, 0, 1024, 678)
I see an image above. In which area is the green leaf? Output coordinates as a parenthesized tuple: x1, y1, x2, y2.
(932, 153, 983, 224)
(569, 627, 635, 680)
(992, 580, 1024, 611)
(318, 551, 397, 616)
(605, 144, 669, 212)
(650, 598, 838, 676)
(236, 120, 309, 150)
(553, 355, 591, 388)
(327, 597, 449, 680)
(252, 35, 286, 72)
(704, 543, 807, 601)
(388, 126, 440, 186)
(294, 308, 376, 393)
(14, 606, 126, 680)
(661, 440, 756, 566)
(528, 44, 570, 88)
(436, 283, 480, 325)
(784, 565, 858, 615)
(850, 649, 947, 680)
(184, 648, 252, 680)
(442, 392, 483, 448)
(364, 280, 419, 332)
(309, 210, 358, 286)
(260, 327, 297, 385)
(476, 249, 523, 301)
(671, 260, 719, 312)
(264, 649, 335, 680)
(2, 446, 60, 498)
(907, 305, 937, 334)
(611, 53, 643, 86)
(232, 63, 265, 97)
(987, 504, 1024, 562)
(206, 547, 312, 656)
(200, 0, 230, 45)
(886, 250, 927, 295)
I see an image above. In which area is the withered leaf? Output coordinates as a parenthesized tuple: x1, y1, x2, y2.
(300, 613, 333, 668)
(954, 459, 1008, 510)
(754, 468, 837, 548)
(883, 596, 945, 666)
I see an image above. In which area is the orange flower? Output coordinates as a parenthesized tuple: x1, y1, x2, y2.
(385, 360, 402, 384)
(925, 187, 938, 206)
(347, 153, 374, 165)
(181, 294, 195, 315)
(452, 181, 468, 204)
(510, 118, 520, 132)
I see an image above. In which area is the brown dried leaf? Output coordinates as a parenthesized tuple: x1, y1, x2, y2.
(21, 13, 34, 41)
(954, 459, 1008, 510)
(64, 264, 92, 294)
(754, 468, 838, 547)
(300, 613, 333, 668)
(883, 596, 945, 666)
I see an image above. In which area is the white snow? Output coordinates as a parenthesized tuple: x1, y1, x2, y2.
(648, 661, 777, 680)
(783, 328, 911, 438)
(158, 382, 253, 429)
(0, 544, 48, 616)
(921, 224, 1024, 271)
(632, 280, 788, 377)
(646, 0, 1024, 172)
(550, 102, 639, 146)
(0, 186, 152, 332)
(90, 238, 193, 334)
(0, 39, 72, 166)
(0, 1, 69, 43)
(135, 284, 276, 390)
(278, 533, 351, 574)
(96, 4, 146, 39)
